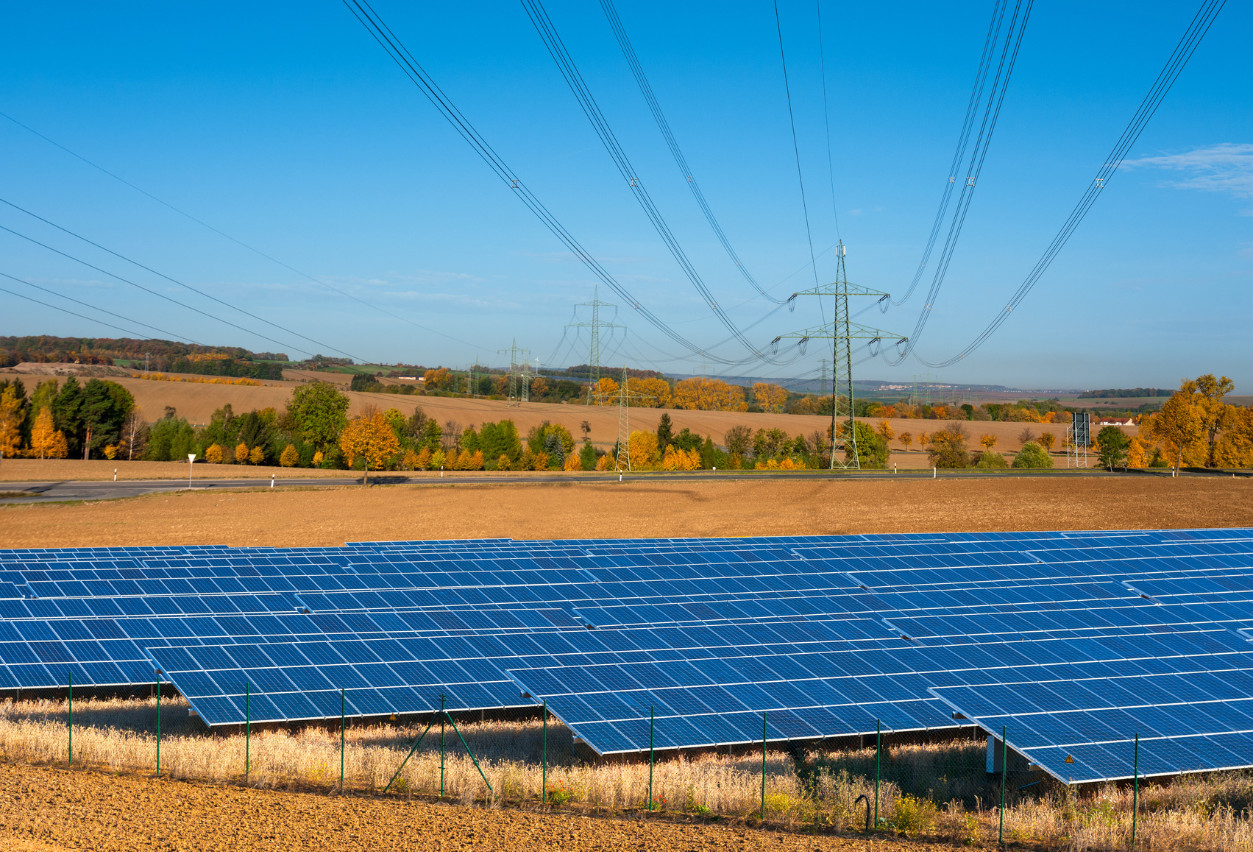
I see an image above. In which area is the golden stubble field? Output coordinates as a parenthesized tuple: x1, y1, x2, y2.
(1, 476, 1249, 548)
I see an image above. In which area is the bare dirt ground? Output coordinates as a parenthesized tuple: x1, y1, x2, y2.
(0, 763, 961, 852)
(1, 477, 1248, 548)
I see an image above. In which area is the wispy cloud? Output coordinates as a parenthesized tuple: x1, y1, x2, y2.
(1125, 143, 1253, 206)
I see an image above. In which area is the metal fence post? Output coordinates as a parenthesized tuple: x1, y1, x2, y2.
(67, 671, 73, 767)
(1131, 734, 1140, 848)
(761, 712, 768, 822)
(648, 706, 655, 812)
(156, 680, 162, 776)
(340, 688, 346, 794)
(874, 719, 881, 829)
(542, 700, 548, 803)
(439, 694, 446, 799)
(245, 683, 251, 785)
(999, 725, 1008, 845)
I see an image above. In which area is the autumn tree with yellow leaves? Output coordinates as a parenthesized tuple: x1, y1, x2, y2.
(671, 377, 748, 412)
(1139, 375, 1252, 472)
(0, 385, 22, 458)
(752, 382, 788, 413)
(30, 407, 68, 460)
(592, 376, 619, 405)
(631, 377, 672, 408)
(340, 410, 402, 485)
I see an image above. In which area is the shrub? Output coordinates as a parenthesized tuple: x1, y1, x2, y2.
(1012, 441, 1053, 469)
(974, 449, 1007, 469)
(205, 444, 224, 464)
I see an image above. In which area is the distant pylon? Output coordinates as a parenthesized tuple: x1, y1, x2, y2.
(497, 339, 531, 407)
(567, 286, 625, 404)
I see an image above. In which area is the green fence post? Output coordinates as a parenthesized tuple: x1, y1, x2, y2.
(67, 671, 73, 767)
(874, 719, 881, 829)
(761, 712, 768, 822)
(999, 725, 1008, 845)
(445, 713, 494, 795)
(340, 688, 346, 794)
(382, 713, 439, 793)
(1131, 733, 1140, 848)
(542, 700, 548, 804)
(245, 683, 251, 786)
(648, 705, 655, 812)
(156, 680, 162, 776)
(439, 694, 446, 799)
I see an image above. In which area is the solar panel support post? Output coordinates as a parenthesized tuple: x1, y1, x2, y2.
(339, 688, 345, 794)
(874, 719, 881, 829)
(245, 683, 251, 786)
(67, 671, 73, 767)
(444, 712, 494, 797)
(542, 700, 548, 804)
(999, 725, 1007, 845)
(156, 680, 162, 776)
(439, 694, 446, 799)
(761, 712, 767, 822)
(1131, 733, 1139, 848)
(382, 713, 440, 793)
(648, 706, 655, 812)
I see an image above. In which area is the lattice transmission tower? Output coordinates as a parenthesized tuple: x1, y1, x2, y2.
(566, 287, 626, 404)
(591, 366, 651, 471)
(771, 241, 907, 470)
(497, 339, 532, 406)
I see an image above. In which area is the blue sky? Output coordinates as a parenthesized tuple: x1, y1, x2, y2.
(1, 1, 1249, 391)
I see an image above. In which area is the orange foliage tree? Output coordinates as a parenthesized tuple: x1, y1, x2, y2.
(752, 382, 788, 413)
(631, 377, 672, 408)
(592, 377, 619, 405)
(671, 377, 748, 412)
(0, 386, 23, 458)
(340, 410, 402, 485)
(30, 407, 68, 459)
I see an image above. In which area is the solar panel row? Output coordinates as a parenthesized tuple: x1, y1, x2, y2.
(1, 528, 1252, 785)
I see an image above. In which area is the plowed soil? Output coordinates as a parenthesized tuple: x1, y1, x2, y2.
(1, 476, 1249, 548)
(0, 763, 956, 852)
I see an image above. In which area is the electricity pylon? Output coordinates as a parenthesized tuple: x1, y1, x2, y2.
(497, 339, 531, 406)
(592, 367, 651, 471)
(567, 286, 626, 404)
(772, 241, 906, 470)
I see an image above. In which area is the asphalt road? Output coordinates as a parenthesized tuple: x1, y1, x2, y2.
(0, 466, 1181, 504)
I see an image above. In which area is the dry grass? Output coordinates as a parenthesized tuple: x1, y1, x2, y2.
(5, 696, 1253, 850)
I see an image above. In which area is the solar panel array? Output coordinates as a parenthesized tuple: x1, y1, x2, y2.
(3, 528, 1253, 784)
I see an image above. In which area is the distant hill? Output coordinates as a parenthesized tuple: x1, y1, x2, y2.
(1078, 388, 1173, 399)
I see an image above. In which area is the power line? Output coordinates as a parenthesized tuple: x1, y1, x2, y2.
(340, 0, 759, 368)
(773, 0, 822, 299)
(814, 0, 841, 243)
(0, 281, 152, 340)
(915, 0, 1226, 367)
(598, 0, 790, 307)
(892, 0, 1012, 308)
(0, 197, 366, 363)
(0, 223, 318, 359)
(0, 110, 493, 355)
(887, 0, 1033, 364)
(0, 270, 208, 346)
(520, 0, 783, 363)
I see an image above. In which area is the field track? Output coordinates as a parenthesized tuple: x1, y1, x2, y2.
(0, 763, 956, 852)
(1, 476, 1250, 548)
